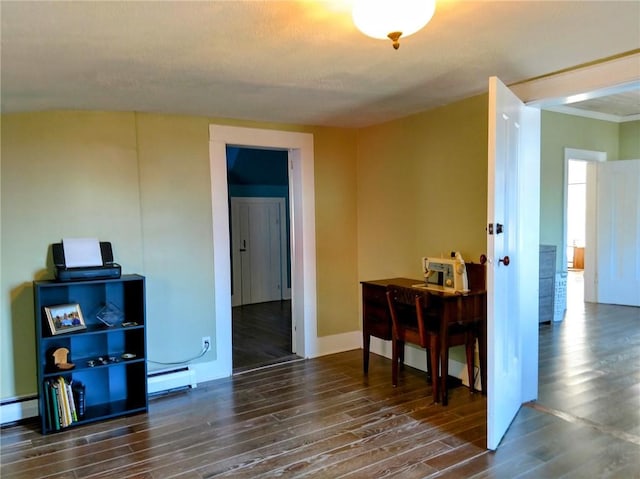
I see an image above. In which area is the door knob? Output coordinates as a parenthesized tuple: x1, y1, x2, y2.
(499, 256, 510, 266)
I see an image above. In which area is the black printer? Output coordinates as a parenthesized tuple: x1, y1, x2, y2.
(52, 241, 121, 282)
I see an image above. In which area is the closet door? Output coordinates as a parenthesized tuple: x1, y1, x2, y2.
(231, 198, 284, 306)
(596, 159, 640, 306)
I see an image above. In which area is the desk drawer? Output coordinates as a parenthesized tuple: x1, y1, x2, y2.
(362, 283, 392, 340)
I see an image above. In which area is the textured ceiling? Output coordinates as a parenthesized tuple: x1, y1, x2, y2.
(559, 90, 640, 119)
(1, 0, 639, 127)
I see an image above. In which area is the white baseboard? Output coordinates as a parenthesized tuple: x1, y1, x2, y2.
(369, 337, 482, 390)
(148, 366, 197, 395)
(1, 397, 39, 425)
(313, 331, 361, 358)
(189, 359, 230, 384)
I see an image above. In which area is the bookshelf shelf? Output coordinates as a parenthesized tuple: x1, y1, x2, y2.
(34, 274, 148, 434)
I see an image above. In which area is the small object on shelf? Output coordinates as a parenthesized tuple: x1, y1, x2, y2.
(121, 353, 136, 360)
(44, 303, 86, 335)
(122, 321, 138, 327)
(95, 302, 124, 327)
(52, 347, 75, 370)
(72, 381, 86, 418)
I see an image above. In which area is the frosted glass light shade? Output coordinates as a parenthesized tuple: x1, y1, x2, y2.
(352, 0, 436, 40)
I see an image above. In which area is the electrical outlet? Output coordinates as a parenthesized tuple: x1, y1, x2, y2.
(202, 336, 211, 352)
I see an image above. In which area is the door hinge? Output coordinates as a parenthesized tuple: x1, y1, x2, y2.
(487, 223, 504, 235)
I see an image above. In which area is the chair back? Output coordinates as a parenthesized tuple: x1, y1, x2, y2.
(466, 262, 486, 291)
(386, 285, 432, 348)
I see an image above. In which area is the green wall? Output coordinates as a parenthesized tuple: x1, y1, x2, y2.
(357, 94, 488, 281)
(2, 101, 634, 403)
(0, 111, 359, 400)
(539, 111, 636, 270)
(356, 95, 488, 367)
(620, 120, 640, 160)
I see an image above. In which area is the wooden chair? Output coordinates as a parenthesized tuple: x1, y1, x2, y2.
(386, 279, 483, 405)
(386, 285, 440, 401)
(416, 293, 477, 405)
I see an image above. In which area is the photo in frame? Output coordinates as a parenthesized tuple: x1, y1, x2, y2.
(45, 303, 86, 335)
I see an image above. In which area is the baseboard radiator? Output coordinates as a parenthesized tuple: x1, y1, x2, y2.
(148, 366, 197, 395)
(0, 396, 39, 425)
(0, 368, 197, 424)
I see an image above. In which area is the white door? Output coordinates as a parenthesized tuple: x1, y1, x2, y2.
(487, 77, 540, 450)
(231, 197, 286, 306)
(596, 159, 640, 306)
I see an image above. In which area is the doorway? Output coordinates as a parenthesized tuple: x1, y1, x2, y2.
(566, 159, 586, 270)
(227, 146, 296, 371)
(209, 124, 317, 380)
(563, 148, 606, 304)
(566, 160, 588, 312)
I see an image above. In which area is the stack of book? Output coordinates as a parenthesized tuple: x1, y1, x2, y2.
(43, 377, 85, 431)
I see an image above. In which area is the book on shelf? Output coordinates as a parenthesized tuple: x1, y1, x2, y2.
(44, 377, 84, 431)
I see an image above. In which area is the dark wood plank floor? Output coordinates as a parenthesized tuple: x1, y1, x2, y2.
(2, 274, 638, 478)
(232, 300, 299, 372)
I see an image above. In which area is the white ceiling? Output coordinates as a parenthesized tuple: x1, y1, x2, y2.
(1, 0, 639, 128)
(548, 89, 640, 122)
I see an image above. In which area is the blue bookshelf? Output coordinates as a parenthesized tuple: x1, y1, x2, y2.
(33, 274, 147, 434)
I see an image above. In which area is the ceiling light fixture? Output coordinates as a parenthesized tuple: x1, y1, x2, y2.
(352, 0, 436, 50)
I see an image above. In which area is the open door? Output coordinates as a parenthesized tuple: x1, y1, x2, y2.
(487, 77, 540, 450)
(596, 159, 640, 306)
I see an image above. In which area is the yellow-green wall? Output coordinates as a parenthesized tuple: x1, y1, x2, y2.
(357, 94, 488, 281)
(135, 114, 216, 366)
(1, 102, 633, 402)
(356, 95, 488, 366)
(313, 127, 359, 337)
(620, 120, 640, 160)
(539, 112, 636, 270)
(1, 112, 145, 396)
(0, 111, 359, 399)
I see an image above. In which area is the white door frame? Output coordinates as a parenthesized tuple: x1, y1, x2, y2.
(209, 126, 316, 378)
(563, 148, 606, 303)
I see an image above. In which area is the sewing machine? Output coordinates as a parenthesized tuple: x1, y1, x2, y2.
(415, 252, 470, 293)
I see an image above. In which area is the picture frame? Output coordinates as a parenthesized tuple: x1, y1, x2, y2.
(45, 303, 86, 335)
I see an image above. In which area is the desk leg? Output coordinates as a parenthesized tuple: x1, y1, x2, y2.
(479, 322, 487, 396)
(440, 332, 449, 406)
(363, 332, 370, 374)
(465, 337, 476, 393)
(428, 341, 440, 404)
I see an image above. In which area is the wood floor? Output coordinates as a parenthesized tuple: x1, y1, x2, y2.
(232, 300, 299, 372)
(2, 277, 639, 478)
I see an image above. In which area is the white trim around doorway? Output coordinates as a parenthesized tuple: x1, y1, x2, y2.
(563, 148, 606, 304)
(208, 125, 317, 380)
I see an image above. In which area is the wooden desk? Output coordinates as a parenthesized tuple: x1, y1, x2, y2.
(361, 277, 417, 373)
(429, 285, 487, 405)
(361, 265, 487, 405)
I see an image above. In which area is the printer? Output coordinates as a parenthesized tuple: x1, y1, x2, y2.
(52, 239, 121, 282)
